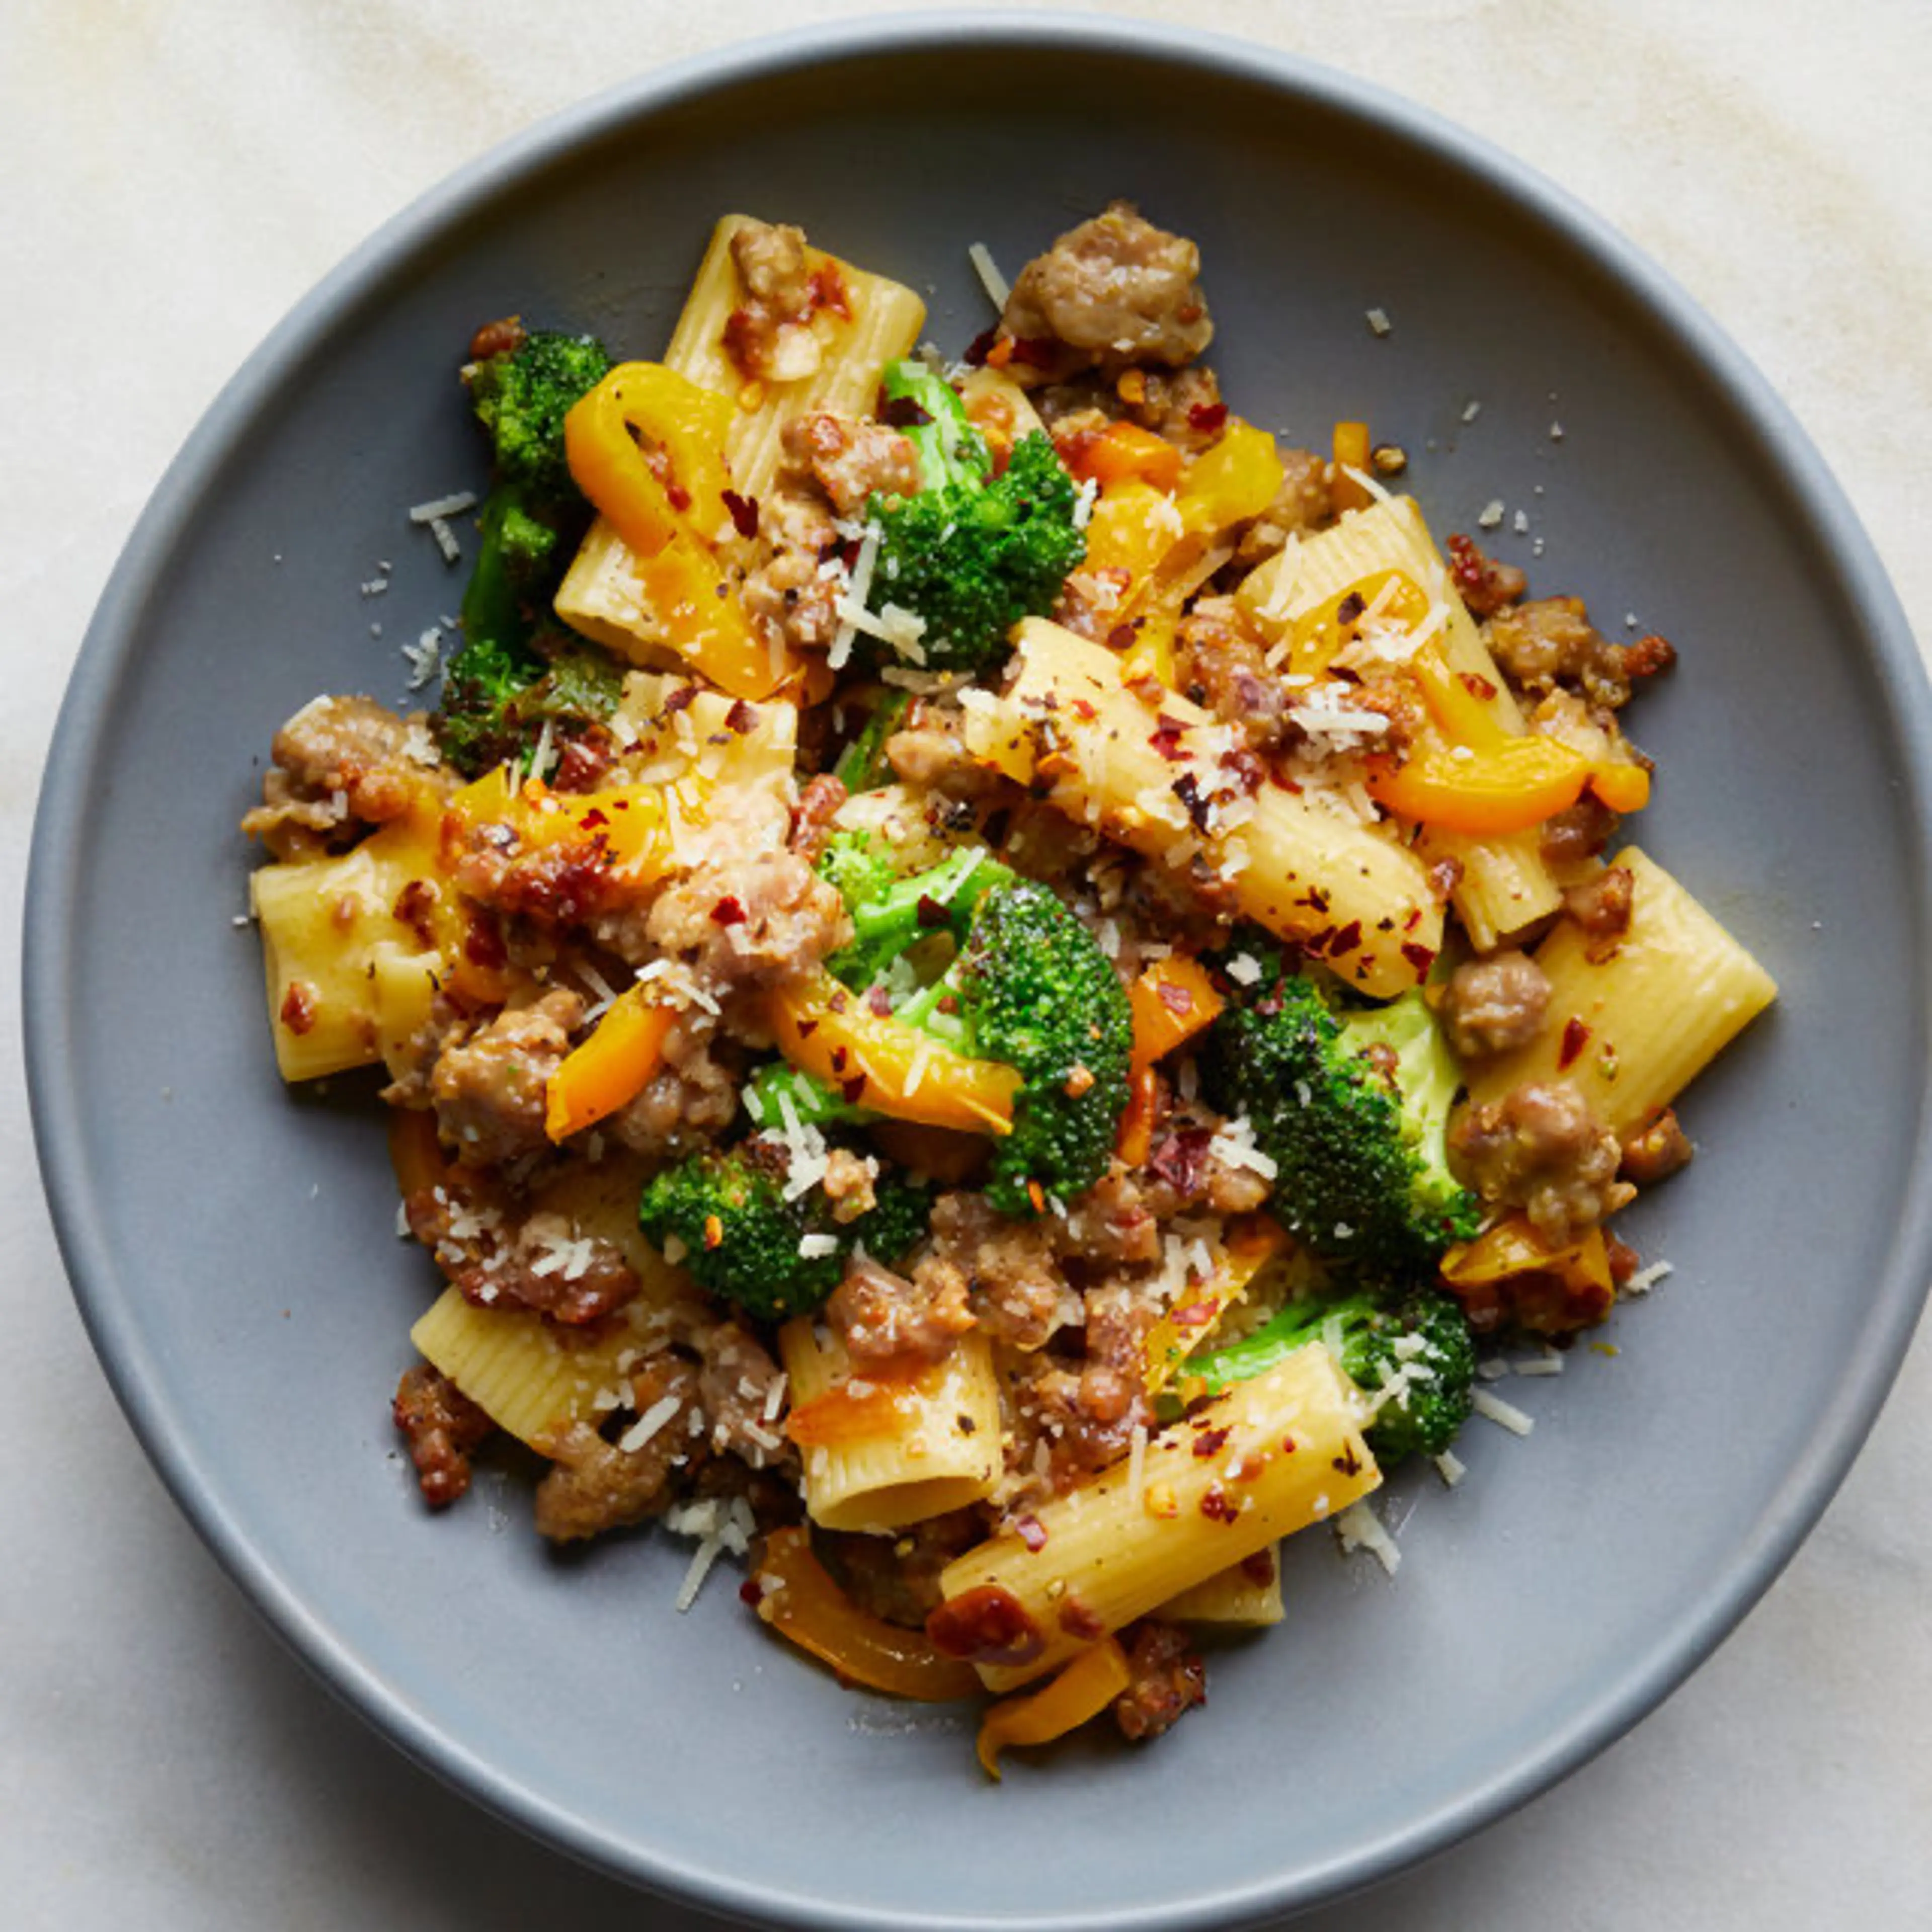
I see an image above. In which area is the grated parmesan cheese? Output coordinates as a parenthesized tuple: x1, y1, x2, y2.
(1472, 1388, 1535, 1436)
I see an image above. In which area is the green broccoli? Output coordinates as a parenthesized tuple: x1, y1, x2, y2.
(637, 1140, 931, 1322)
(1201, 955, 1480, 1275)
(434, 327, 618, 777)
(831, 688, 914, 793)
(819, 833, 1015, 992)
(860, 359, 1086, 674)
(1186, 1287, 1477, 1465)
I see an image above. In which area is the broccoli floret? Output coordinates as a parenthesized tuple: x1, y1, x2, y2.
(465, 329, 612, 511)
(1201, 958, 1480, 1274)
(1188, 1287, 1477, 1464)
(819, 834, 1015, 992)
(435, 328, 619, 776)
(637, 1141, 931, 1323)
(861, 359, 1086, 674)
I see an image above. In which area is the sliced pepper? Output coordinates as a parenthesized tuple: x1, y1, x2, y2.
(565, 360, 738, 557)
(976, 1635, 1133, 1779)
(750, 1525, 982, 1704)
(1289, 568, 1432, 679)
(765, 972, 1021, 1137)
(784, 1352, 940, 1448)
(1147, 1214, 1290, 1398)
(1127, 955, 1225, 1072)
(1331, 419, 1373, 514)
(543, 985, 676, 1143)
(1061, 420, 1185, 492)
(1175, 423, 1284, 534)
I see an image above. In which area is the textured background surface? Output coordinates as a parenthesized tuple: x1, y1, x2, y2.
(7, 3, 1929, 1926)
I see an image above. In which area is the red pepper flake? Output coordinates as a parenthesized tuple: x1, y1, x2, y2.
(1147, 1126, 1213, 1195)
(578, 807, 609, 830)
(926, 1585, 1044, 1666)
(828, 1044, 848, 1073)
(1008, 335, 1059, 371)
(1150, 716, 1188, 763)
(866, 985, 894, 1016)
(915, 895, 951, 929)
(1156, 980, 1195, 1017)
(1070, 697, 1098, 722)
(1402, 907, 1422, 931)
(808, 261, 852, 321)
(279, 982, 317, 1035)
(961, 327, 998, 368)
(1401, 940, 1437, 977)
(662, 684, 699, 715)
(1170, 1301, 1218, 1328)
(710, 896, 748, 927)
(1014, 1514, 1049, 1553)
(1107, 622, 1139, 652)
(1172, 771, 1212, 831)
(739, 1577, 766, 1608)
(840, 1075, 868, 1105)
(795, 1019, 820, 1040)
(665, 479, 692, 515)
(1559, 1016, 1592, 1070)
(1331, 1444, 1363, 1477)
(1459, 669, 1499, 702)
(1199, 1484, 1239, 1523)
(723, 698, 757, 734)
(1280, 1434, 1297, 1454)
(1335, 591, 1366, 626)
(1188, 400, 1229, 433)
(1191, 1426, 1231, 1459)
(1327, 919, 1363, 956)
(720, 490, 759, 540)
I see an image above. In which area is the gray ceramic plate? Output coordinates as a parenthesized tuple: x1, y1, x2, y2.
(26, 15, 1932, 1929)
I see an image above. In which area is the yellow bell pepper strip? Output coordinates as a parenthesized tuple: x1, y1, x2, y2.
(1174, 423, 1285, 534)
(1061, 419, 1186, 492)
(1147, 1214, 1290, 1398)
(748, 1526, 982, 1704)
(1367, 649, 1652, 835)
(566, 361, 800, 701)
(1127, 955, 1225, 1071)
(975, 1635, 1134, 1780)
(1288, 568, 1432, 679)
(1331, 419, 1373, 513)
(765, 972, 1021, 1137)
(543, 985, 677, 1143)
(565, 360, 738, 557)
(1081, 479, 1185, 584)
(1115, 1063, 1161, 1168)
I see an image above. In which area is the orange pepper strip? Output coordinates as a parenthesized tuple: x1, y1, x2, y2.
(1367, 649, 1651, 834)
(976, 1635, 1134, 1780)
(1289, 569, 1433, 680)
(1146, 1214, 1290, 1397)
(1127, 956, 1225, 1073)
(785, 1353, 938, 1448)
(1115, 1062, 1160, 1167)
(543, 986, 676, 1143)
(1331, 420, 1373, 513)
(750, 1526, 982, 1703)
(1082, 479, 1184, 584)
(765, 973, 1021, 1137)
(448, 768, 677, 880)
(1063, 420, 1185, 492)
(630, 537, 797, 702)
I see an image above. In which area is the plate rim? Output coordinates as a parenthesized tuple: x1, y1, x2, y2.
(25, 12, 1932, 1927)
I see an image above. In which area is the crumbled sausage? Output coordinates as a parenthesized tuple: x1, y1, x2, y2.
(242, 695, 443, 856)
(643, 847, 851, 1000)
(431, 989, 585, 1168)
(1450, 1079, 1630, 1242)
(1562, 865, 1635, 950)
(827, 1253, 974, 1366)
(1438, 951, 1551, 1059)
(1446, 533, 1527, 620)
(742, 543, 843, 657)
(696, 1322, 791, 1469)
(1112, 1619, 1208, 1742)
(604, 1011, 740, 1166)
(533, 1355, 698, 1542)
(1001, 202, 1213, 376)
(1484, 597, 1654, 710)
(919, 1191, 1068, 1350)
(818, 1508, 988, 1628)
(722, 219, 835, 382)
(782, 409, 924, 515)
(1540, 795, 1619, 870)
(1235, 446, 1335, 565)
(392, 1364, 494, 1508)
(1621, 1108, 1695, 1187)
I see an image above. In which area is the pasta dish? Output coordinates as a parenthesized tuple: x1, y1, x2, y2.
(242, 205, 1775, 1773)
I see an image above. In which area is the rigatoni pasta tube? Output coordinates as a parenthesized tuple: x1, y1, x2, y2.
(933, 1344, 1378, 1691)
(964, 620, 1440, 996)
(1158, 1545, 1285, 1627)
(1460, 846, 1776, 1137)
(555, 216, 926, 663)
(780, 1322, 1002, 1533)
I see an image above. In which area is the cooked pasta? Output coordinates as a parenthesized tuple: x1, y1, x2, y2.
(240, 200, 1775, 1775)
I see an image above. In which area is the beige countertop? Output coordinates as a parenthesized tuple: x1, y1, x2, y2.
(5, 4, 1928, 1926)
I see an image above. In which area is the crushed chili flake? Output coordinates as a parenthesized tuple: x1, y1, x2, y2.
(279, 982, 317, 1034)
(723, 698, 757, 734)
(1150, 716, 1189, 762)
(878, 391, 934, 430)
(1191, 1426, 1231, 1459)
(1108, 622, 1139, 652)
(1459, 670, 1499, 702)
(828, 1044, 848, 1073)
(926, 1584, 1044, 1666)
(662, 684, 699, 715)
(841, 1075, 868, 1105)
(1014, 1514, 1049, 1553)
(1172, 772, 1212, 831)
(1559, 1016, 1592, 1069)
(1156, 980, 1195, 1017)
(915, 895, 951, 929)
(1169, 1301, 1218, 1328)
(866, 986, 894, 1016)
(1401, 940, 1437, 977)
(1056, 1595, 1106, 1641)
(1199, 1484, 1239, 1523)
(710, 895, 748, 927)
(720, 489, 759, 540)
(1327, 919, 1363, 956)
(1331, 1445, 1363, 1477)
(962, 327, 998, 368)
(1188, 400, 1229, 433)
(1336, 591, 1366, 626)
